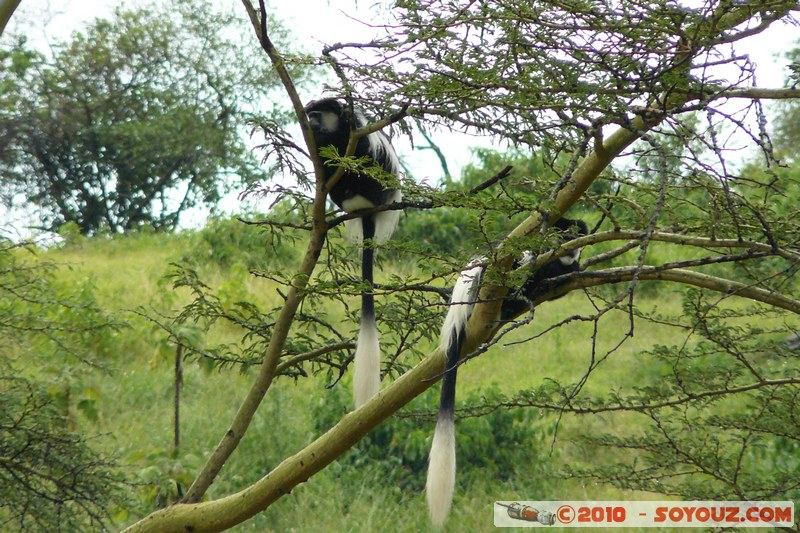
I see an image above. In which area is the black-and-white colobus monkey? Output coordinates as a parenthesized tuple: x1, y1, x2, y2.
(426, 217, 588, 527)
(305, 97, 403, 407)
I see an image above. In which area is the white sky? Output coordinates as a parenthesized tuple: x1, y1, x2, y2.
(3, 0, 800, 237)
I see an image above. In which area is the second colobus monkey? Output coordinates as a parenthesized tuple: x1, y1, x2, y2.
(305, 98, 403, 407)
(426, 217, 588, 527)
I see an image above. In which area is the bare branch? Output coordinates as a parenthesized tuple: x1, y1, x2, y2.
(531, 267, 800, 315)
(241, 0, 325, 184)
(456, 378, 800, 417)
(275, 341, 356, 375)
(699, 87, 800, 101)
(467, 164, 514, 195)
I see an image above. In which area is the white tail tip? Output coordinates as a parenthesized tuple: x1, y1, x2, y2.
(426, 416, 456, 527)
(353, 318, 380, 407)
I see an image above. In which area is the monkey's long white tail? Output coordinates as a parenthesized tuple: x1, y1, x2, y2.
(427, 412, 456, 528)
(348, 192, 403, 407)
(353, 313, 380, 407)
(426, 260, 484, 526)
(352, 214, 382, 408)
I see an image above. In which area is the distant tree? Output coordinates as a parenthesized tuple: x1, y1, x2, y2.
(0, 0, 307, 234)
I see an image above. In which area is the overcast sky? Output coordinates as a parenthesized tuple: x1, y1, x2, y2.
(3, 0, 800, 237)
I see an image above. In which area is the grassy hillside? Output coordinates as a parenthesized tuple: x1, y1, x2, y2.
(21, 225, 796, 532)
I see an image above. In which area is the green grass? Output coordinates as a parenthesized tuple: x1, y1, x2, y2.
(24, 229, 796, 531)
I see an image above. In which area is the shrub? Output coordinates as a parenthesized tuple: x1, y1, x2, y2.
(182, 214, 296, 271)
(312, 384, 550, 492)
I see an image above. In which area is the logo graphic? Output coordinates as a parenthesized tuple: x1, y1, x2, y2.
(496, 502, 556, 525)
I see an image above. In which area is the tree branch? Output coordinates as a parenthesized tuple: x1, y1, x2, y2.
(241, 0, 325, 184)
(181, 1, 331, 505)
(121, 255, 799, 532)
(275, 341, 355, 375)
(529, 266, 800, 316)
(0, 0, 21, 37)
(457, 377, 800, 417)
(542, 229, 800, 266)
(697, 87, 800, 101)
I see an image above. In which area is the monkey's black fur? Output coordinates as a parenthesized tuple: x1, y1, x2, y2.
(305, 98, 400, 211)
(501, 218, 589, 320)
(426, 217, 588, 527)
(305, 97, 402, 407)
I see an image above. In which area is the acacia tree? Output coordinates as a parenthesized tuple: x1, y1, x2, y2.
(125, 1, 800, 531)
(0, 0, 304, 234)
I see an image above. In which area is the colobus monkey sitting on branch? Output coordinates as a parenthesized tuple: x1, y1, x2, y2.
(426, 217, 588, 527)
(305, 97, 403, 407)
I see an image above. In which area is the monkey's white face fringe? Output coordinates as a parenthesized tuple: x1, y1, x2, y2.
(426, 415, 456, 528)
(316, 110, 340, 133)
(353, 316, 380, 407)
